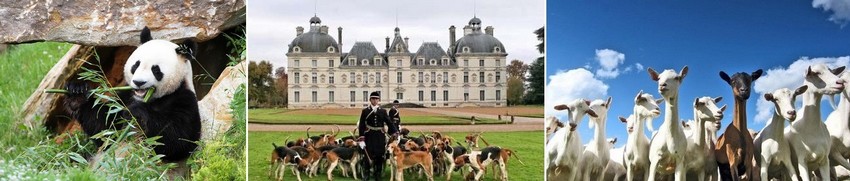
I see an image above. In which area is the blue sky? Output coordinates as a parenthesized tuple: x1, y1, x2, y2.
(546, 1, 850, 148)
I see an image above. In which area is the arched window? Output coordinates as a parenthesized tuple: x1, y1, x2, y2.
(293, 46, 301, 53)
(462, 46, 470, 53)
(327, 46, 335, 53)
(430, 59, 437, 65)
(362, 59, 369, 66)
(494, 46, 501, 53)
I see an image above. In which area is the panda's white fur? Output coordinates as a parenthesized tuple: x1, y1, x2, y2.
(124, 39, 195, 100)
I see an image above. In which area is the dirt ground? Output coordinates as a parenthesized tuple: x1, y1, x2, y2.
(281, 108, 443, 116)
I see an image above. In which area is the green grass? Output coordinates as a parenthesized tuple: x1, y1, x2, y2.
(249, 108, 509, 125)
(247, 131, 543, 181)
(0, 42, 72, 131)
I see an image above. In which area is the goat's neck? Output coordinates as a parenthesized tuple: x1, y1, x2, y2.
(662, 96, 681, 133)
(766, 110, 786, 139)
(801, 89, 824, 123)
(841, 91, 850, 126)
(592, 115, 608, 158)
(692, 109, 706, 147)
(733, 97, 748, 130)
(634, 113, 648, 140)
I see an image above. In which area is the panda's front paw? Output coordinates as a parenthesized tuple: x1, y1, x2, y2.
(62, 81, 90, 113)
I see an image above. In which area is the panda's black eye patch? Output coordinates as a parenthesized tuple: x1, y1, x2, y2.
(130, 61, 140, 74)
(152, 65, 163, 81)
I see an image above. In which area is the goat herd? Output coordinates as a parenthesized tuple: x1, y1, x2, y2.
(546, 64, 850, 181)
(270, 126, 525, 181)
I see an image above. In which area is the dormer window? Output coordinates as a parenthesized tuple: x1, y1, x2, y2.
(327, 46, 335, 53)
(417, 58, 424, 66)
(430, 59, 437, 65)
(494, 46, 501, 53)
(442, 58, 449, 65)
(293, 46, 301, 53)
(348, 58, 356, 66)
(374, 58, 382, 66)
(462, 46, 470, 53)
(362, 59, 369, 66)
(396, 46, 403, 52)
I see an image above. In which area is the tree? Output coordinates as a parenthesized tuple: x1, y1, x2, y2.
(535, 27, 544, 54)
(274, 67, 288, 107)
(524, 27, 545, 105)
(248, 60, 275, 107)
(506, 59, 528, 80)
(507, 76, 525, 105)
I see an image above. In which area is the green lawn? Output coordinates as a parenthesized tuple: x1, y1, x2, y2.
(248, 131, 543, 181)
(249, 108, 509, 125)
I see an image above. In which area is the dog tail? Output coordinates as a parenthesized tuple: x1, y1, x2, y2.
(272, 142, 278, 148)
(507, 149, 525, 165)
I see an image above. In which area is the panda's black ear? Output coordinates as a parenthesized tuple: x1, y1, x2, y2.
(177, 39, 197, 61)
(140, 26, 152, 44)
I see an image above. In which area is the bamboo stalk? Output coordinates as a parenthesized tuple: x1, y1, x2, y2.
(44, 86, 155, 102)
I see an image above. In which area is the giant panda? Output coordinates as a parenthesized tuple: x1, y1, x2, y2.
(63, 27, 201, 162)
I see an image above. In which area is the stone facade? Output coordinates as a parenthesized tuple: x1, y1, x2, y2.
(287, 16, 507, 108)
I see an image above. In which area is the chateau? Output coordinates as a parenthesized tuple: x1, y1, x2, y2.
(287, 15, 507, 108)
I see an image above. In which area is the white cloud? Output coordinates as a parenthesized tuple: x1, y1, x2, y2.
(813, 0, 850, 26)
(545, 68, 609, 121)
(635, 63, 644, 71)
(594, 49, 626, 79)
(753, 56, 850, 123)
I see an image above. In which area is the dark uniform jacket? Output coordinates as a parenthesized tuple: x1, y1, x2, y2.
(358, 106, 398, 136)
(388, 107, 401, 131)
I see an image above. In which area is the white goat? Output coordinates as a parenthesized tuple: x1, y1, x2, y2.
(606, 138, 627, 181)
(683, 96, 726, 181)
(681, 118, 722, 181)
(546, 116, 564, 142)
(621, 91, 663, 181)
(646, 66, 690, 181)
(825, 70, 850, 175)
(756, 86, 807, 181)
(547, 99, 598, 180)
(785, 64, 846, 181)
(578, 97, 613, 181)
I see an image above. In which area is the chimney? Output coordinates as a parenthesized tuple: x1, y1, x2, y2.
(463, 25, 472, 35)
(337, 27, 343, 48)
(385, 37, 390, 50)
(449, 26, 456, 46)
(404, 37, 409, 48)
(296, 26, 304, 36)
(320, 26, 329, 34)
(485, 26, 493, 36)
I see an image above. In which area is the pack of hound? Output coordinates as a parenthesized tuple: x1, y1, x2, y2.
(268, 126, 524, 181)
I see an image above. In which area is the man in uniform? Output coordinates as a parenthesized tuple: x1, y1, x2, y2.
(358, 91, 398, 181)
(388, 100, 401, 132)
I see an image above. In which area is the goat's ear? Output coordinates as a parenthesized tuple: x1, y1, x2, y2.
(554, 104, 569, 111)
(605, 96, 613, 108)
(140, 26, 152, 44)
(648, 68, 660, 81)
(681, 121, 688, 127)
(585, 100, 592, 106)
(721, 104, 727, 112)
(612, 137, 617, 144)
(832, 66, 846, 76)
(619, 116, 628, 123)
(678, 66, 689, 81)
(635, 90, 645, 103)
(795, 85, 809, 96)
(694, 97, 703, 106)
(655, 98, 664, 105)
(719, 71, 732, 85)
(751, 69, 764, 81)
(807, 66, 815, 77)
(764, 93, 775, 102)
(714, 96, 723, 104)
(586, 110, 598, 118)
